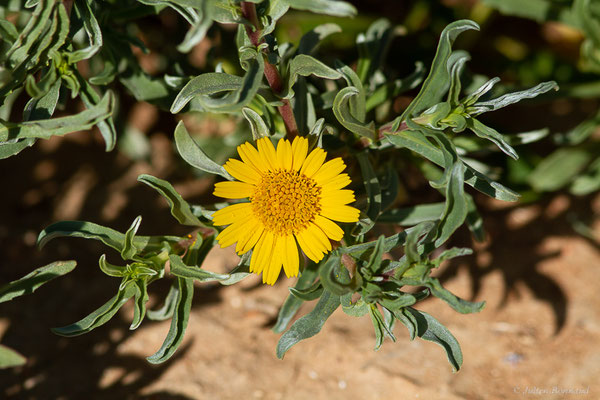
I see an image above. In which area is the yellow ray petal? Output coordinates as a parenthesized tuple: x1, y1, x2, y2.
(238, 221, 265, 254)
(216, 214, 254, 247)
(291, 136, 308, 171)
(282, 235, 299, 278)
(306, 222, 332, 252)
(224, 159, 262, 184)
(300, 147, 326, 178)
(264, 237, 284, 285)
(313, 215, 344, 241)
(235, 216, 261, 254)
(312, 158, 346, 185)
(321, 173, 352, 191)
(257, 137, 278, 171)
(295, 229, 324, 263)
(213, 181, 255, 199)
(238, 142, 268, 173)
(212, 202, 252, 226)
(276, 138, 293, 170)
(321, 189, 356, 206)
(252, 230, 274, 274)
(320, 205, 361, 223)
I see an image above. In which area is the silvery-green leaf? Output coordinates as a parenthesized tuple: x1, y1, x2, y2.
(276, 288, 340, 359)
(0, 260, 76, 304)
(333, 87, 377, 140)
(147, 277, 194, 363)
(242, 107, 270, 139)
(173, 121, 232, 179)
(138, 174, 205, 226)
(0, 91, 114, 141)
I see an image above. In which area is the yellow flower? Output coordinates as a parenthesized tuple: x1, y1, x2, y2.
(212, 136, 360, 285)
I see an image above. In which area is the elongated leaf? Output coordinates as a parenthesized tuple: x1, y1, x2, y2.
(289, 0, 356, 17)
(528, 147, 594, 192)
(241, 107, 269, 140)
(138, 174, 204, 226)
(122, 216, 142, 260)
(169, 254, 230, 282)
(284, 54, 342, 98)
(369, 305, 395, 350)
(147, 277, 194, 363)
(467, 118, 518, 159)
(333, 86, 377, 140)
(173, 121, 232, 179)
(469, 81, 558, 115)
(0, 91, 114, 141)
(431, 161, 468, 247)
(289, 280, 323, 301)
(130, 280, 149, 330)
(76, 76, 117, 151)
(393, 20, 480, 128)
(6, 0, 55, 67)
(426, 278, 485, 314)
(23, 78, 60, 121)
(273, 264, 319, 333)
(170, 73, 243, 113)
(0, 260, 76, 304)
(0, 345, 26, 369)
(384, 131, 520, 201)
(52, 283, 137, 336)
(38, 220, 176, 253)
(276, 289, 340, 359)
(147, 281, 179, 321)
(379, 202, 445, 225)
(173, 55, 264, 113)
(0, 138, 36, 159)
(66, 0, 102, 63)
(405, 307, 463, 371)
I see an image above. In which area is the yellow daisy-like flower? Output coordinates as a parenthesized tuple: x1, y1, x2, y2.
(212, 136, 360, 285)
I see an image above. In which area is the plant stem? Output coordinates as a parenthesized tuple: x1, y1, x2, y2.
(240, 1, 298, 140)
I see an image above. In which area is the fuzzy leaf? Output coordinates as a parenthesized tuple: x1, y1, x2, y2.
(276, 289, 340, 359)
(406, 307, 463, 372)
(147, 277, 194, 364)
(273, 264, 319, 333)
(138, 174, 205, 226)
(0, 261, 76, 304)
(173, 121, 232, 179)
(52, 283, 137, 337)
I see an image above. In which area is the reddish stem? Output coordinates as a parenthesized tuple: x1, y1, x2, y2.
(240, 1, 299, 140)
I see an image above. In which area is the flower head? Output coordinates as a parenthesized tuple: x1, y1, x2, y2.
(212, 136, 360, 284)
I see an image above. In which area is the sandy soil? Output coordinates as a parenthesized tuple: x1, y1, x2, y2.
(1, 124, 599, 400)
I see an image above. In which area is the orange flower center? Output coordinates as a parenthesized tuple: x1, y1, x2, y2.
(251, 169, 321, 235)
